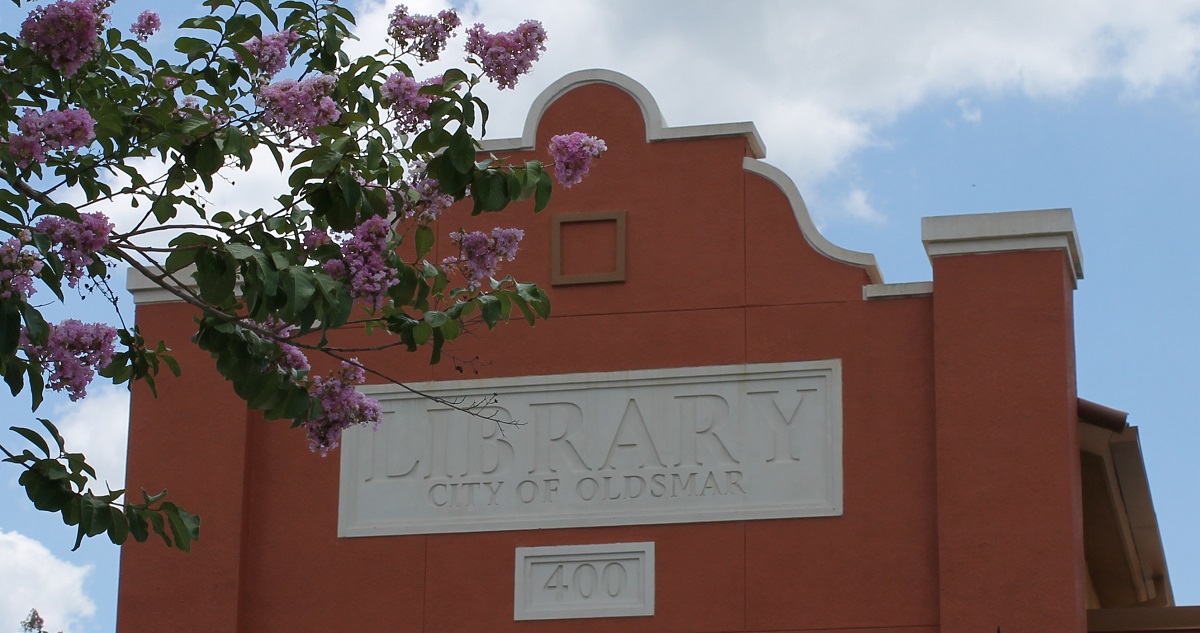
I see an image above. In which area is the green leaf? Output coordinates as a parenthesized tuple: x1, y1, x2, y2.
(533, 290, 551, 319)
(282, 266, 316, 319)
(142, 488, 169, 505)
(511, 294, 537, 325)
(414, 225, 434, 259)
(478, 294, 502, 328)
(423, 310, 449, 327)
(225, 242, 259, 261)
(426, 154, 469, 197)
(160, 350, 182, 377)
(3, 360, 25, 398)
(179, 15, 223, 32)
(175, 36, 212, 60)
(0, 300, 21, 356)
(147, 509, 170, 546)
(474, 96, 490, 136)
(161, 502, 200, 552)
(534, 167, 553, 212)
(9, 426, 50, 458)
(107, 506, 129, 545)
(164, 248, 198, 274)
(429, 327, 444, 365)
(448, 128, 476, 174)
(20, 467, 68, 512)
(289, 166, 313, 189)
(440, 316, 461, 341)
(311, 149, 344, 177)
(150, 195, 177, 225)
(20, 302, 47, 346)
(72, 499, 88, 550)
(39, 418, 65, 453)
(127, 507, 149, 543)
(412, 322, 432, 346)
(28, 366, 44, 411)
(193, 137, 224, 175)
(441, 68, 468, 88)
(82, 493, 112, 537)
(193, 250, 236, 306)
(471, 169, 509, 214)
(65, 451, 96, 480)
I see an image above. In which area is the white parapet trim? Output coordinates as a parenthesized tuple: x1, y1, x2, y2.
(921, 208, 1084, 283)
(478, 69, 766, 158)
(863, 281, 933, 300)
(743, 158, 883, 284)
(127, 266, 195, 305)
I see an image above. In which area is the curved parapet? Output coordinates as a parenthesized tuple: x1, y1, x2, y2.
(479, 69, 766, 158)
(743, 158, 883, 284)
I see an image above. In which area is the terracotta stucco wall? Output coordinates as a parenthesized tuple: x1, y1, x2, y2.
(118, 75, 1084, 633)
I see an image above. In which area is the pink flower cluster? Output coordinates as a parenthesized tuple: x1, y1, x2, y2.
(240, 30, 300, 77)
(464, 21, 546, 90)
(19, 0, 107, 77)
(547, 132, 607, 188)
(6, 108, 97, 168)
(21, 319, 117, 401)
(305, 360, 382, 455)
(0, 234, 43, 300)
(321, 216, 399, 311)
(380, 72, 435, 135)
(302, 228, 332, 252)
(130, 10, 160, 42)
(257, 75, 340, 143)
(34, 212, 113, 287)
(443, 227, 524, 290)
(401, 161, 454, 224)
(387, 5, 460, 62)
(251, 317, 310, 374)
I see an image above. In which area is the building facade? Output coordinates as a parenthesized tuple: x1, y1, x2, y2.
(119, 70, 1198, 633)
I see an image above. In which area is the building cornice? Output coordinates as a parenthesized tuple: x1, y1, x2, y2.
(921, 208, 1084, 285)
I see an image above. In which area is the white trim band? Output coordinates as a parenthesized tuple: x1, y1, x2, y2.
(921, 208, 1083, 281)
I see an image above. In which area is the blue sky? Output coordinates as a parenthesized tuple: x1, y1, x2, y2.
(2, 1, 1200, 631)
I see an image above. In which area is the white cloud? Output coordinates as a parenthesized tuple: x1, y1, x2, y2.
(957, 98, 983, 123)
(841, 189, 886, 224)
(0, 531, 95, 633)
(348, 0, 1200, 218)
(52, 385, 130, 493)
(61, 146, 295, 262)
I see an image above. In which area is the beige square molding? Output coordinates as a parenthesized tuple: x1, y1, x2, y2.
(550, 210, 627, 285)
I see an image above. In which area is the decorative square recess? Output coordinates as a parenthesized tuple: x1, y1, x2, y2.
(514, 542, 655, 620)
(551, 210, 627, 285)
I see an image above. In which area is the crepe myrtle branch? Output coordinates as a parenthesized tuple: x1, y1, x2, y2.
(0, 168, 54, 206)
(117, 253, 236, 321)
(1, 0, 609, 550)
(1, 420, 201, 552)
(323, 351, 508, 424)
(118, 252, 511, 431)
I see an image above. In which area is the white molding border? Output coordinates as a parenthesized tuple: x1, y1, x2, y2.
(921, 208, 1084, 284)
(863, 281, 933, 300)
(743, 159, 883, 284)
(478, 69, 766, 157)
(127, 266, 196, 305)
(514, 542, 655, 621)
(341, 360, 844, 537)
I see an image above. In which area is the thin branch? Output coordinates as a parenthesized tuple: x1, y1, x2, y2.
(323, 350, 512, 424)
(0, 167, 55, 206)
(114, 250, 242, 324)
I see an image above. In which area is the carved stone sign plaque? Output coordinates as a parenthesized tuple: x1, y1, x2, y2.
(514, 542, 655, 620)
(338, 361, 843, 536)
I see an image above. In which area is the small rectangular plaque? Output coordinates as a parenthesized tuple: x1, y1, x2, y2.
(515, 542, 654, 620)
